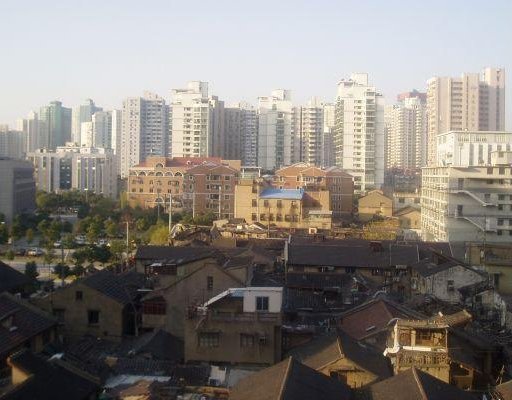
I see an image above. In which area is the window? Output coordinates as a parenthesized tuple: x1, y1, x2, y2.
(256, 296, 269, 311)
(251, 213, 257, 221)
(240, 334, 254, 348)
(498, 219, 504, 226)
(447, 280, 455, 291)
(207, 276, 214, 291)
(199, 332, 220, 347)
(416, 330, 433, 345)
(252, 199, 257, 207)
(75, 291, 83, 301)
(398, 198, 405, 204)
(88, 310, 99, 325)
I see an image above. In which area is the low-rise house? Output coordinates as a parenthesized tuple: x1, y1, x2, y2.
(184, 287, 283, 366)
(235, 180, 333, 231)
(410, 255, 488, 304)
(229, 357, 353, 400)
(288, 330, 392, 388)
(493, 379, 512, 400)
(39, 270, 144, 341)
(358, 190, 392, 221)
(338, 297, 423, 350)
(1, 350, 99, 400)
(0, 293, 57, 366)
(141, 257, 250, 337)
(134, 246, 224, 288)
(364, 367, 478, 400)
(0, 261, 31, 296)
(393, 206, 421, 230)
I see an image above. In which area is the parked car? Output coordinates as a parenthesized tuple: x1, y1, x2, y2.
(27, 248, 44, 256)
(53, 241, 62, 248)
(96, 238, 108, 246)
(75, 235, 86, 245)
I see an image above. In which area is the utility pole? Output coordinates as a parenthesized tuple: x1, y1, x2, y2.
(192, 192, 196, 220)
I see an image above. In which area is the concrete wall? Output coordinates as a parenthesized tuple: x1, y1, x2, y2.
(318, 359, 379, 389)
(46, 283, 126, 340)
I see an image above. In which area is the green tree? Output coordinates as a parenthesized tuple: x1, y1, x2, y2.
(62, 233, 75, 249)
(53, 263, 70, 279)
(43, 248, 55, 267)
(10, 221, 23, 241)
(149, 224, 169, 245)
(109, 240, 126, 263)
(72, 264, 85, 277)
(104, 220, 119, 238)
(25, 228, 35, 244)
(25, 261, 39, 281)
(86, 223, 102, 244)
(135, 218, 148, 232)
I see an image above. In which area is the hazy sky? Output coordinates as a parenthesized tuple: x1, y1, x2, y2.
(1, 0, 511, 128)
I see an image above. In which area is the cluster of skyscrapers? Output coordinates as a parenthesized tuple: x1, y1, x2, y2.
(0, 67, 506, 198)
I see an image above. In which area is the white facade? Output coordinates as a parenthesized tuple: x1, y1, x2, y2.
(71, 146, 117, 199)
(437, 131, 512, 167)
(204, 287, 283, 313)
(120, 92, 168, 178)
(422, 151, 512, 242)
(71, 99, 102, 145)
(16, 111, 44, 153)
(322, 103, 335, 168)
(385, 96, 427, 169)
(426, 67, 506, 166)
(27, 148, 73, 193)
(335, 73, 385, 192)
(296, 97, 324, 166)
(238, 102, 258, 167)
(169, 81, 224, 159)
(257, 89, 293, 170)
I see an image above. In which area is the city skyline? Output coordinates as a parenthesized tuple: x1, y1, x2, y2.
(1, 0, 511, 128)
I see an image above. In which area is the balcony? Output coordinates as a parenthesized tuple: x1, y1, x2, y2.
(207, 310, 280, 323)
(396, 350, 449, 368)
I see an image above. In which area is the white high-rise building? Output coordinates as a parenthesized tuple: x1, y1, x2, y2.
(385, 94, 427, 169)
(169, 81, 225, 158)
(257, 89, 293, 170)
(335, 73, 385, 192)
(110, 109, 122, 175)
(426, 67, 505, 166)
(239, 102, 258, 167)
(120, 92, 168, 178)
(16, 111, 45, 153)
(436, 131, 512, 167)
(295, 97, 324, 166)
(91, 111, 112, 149)
(421, 151, 512, 243)
(71, 99, 102, 145)
(28, 144, 117, 198)
(322, 103, 335, 168)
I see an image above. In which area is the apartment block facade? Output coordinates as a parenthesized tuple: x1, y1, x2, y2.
(426, 68, 505, 166)
(120, 92, 168, 178)
(295, 97, 324, 166)
(436, 130, 512, 167)
(421, 151, 512, 242)
(385, 94, 427, 169)
(0, 158, 36, 223)
(335, 73, 385, 193)
(169, 81, 225, 159)
(274, 163, 354, 217)
(257, 89, 294, 170)
(127, 156, 236, 209)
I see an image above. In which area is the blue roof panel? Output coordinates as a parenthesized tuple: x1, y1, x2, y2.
(259, 188, 304, 200)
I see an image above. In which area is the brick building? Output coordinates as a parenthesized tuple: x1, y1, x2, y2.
(274, 163, 354, 217)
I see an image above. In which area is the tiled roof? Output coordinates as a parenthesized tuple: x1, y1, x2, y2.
(287, 331, 392, 380)
(287, 242, 419, 268)
(0, 293, 57, 358)
(0, 261, 30, 294)
(259, 188, 304, 200)
(134, 246, 216, 264)
(81, 270, 144, 305)
(2, 350, 99, 400)
(230, 357, 352, 400)
(338, 297, 423, 341)
(366, 367, 478, 400)
(118, 329, 184, 362)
